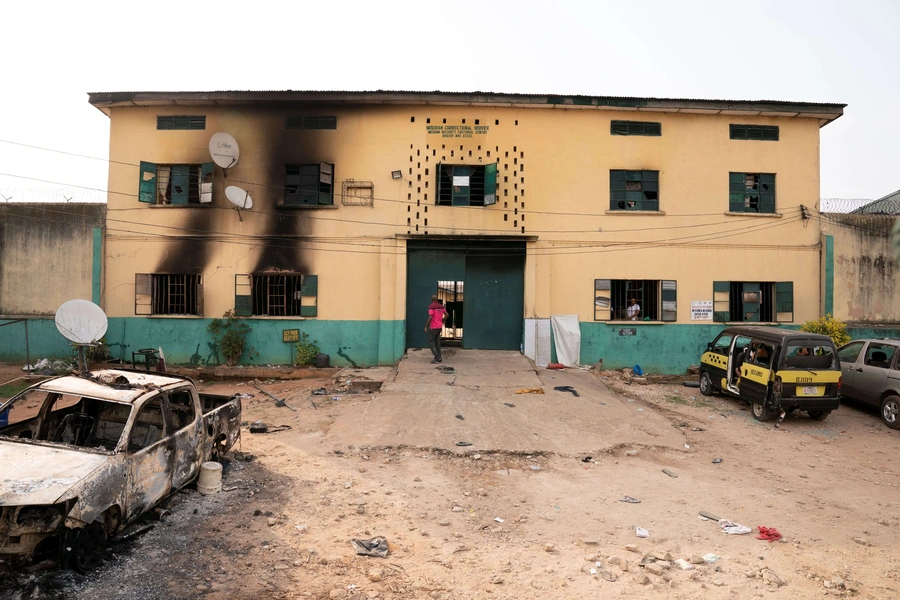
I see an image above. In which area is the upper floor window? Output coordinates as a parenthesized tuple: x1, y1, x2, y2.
(594, 279, 676, 322)
(610, 120, 661, 136)
(285, 116, 337, 130)
(729, 172, 775, 213)
(139, 162, 213, 205)
(234, 273, 318, 317)
(135, 274, 202, 316)
(436, 163, 497, 206)
(713, 281, 793, 323)
(729, 124, 779, 141)
(610, 170, 659, 211)
(157, 115, 206, 130)
(284, 163, 334, 206)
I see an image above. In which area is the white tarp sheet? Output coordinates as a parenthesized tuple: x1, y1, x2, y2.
(550, 314, 581, 367)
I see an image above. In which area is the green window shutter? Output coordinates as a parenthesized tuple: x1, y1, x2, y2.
(135, 273, 152, 315)
(610, 121, 628, 135)
(234, 274, 252, 316)
(200, 162, 214, 204)
(594, 279, 611, 321)
(713, 281, 730, 322)
(775, 281, 794, 322)
(742, 283, 761, 322)
(139, 161, 158, 203)
(300, 275, 318, 317)
(483, 162, 498, 205)
(170, 164, 190, 205)
(661, 280, 677, 322)
(318, 163, 334, 205)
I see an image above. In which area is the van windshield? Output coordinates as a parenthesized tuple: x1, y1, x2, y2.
(783, 343, 837, 370)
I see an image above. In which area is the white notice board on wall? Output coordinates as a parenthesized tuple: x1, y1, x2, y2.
(691, 300, 713, 320)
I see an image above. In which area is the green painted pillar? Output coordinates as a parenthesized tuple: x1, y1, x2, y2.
(824, 234, 834, 316)
(92, 227, 102, 305)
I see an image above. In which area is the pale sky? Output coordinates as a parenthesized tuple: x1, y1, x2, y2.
(1, 0, 897, 202)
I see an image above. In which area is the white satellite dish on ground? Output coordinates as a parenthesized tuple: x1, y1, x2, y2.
(225, 185, 253, 220)
(209, 132, 240, 172)
(55, 300, 109, 371)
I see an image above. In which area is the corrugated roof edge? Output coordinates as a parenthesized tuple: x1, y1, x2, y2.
(86, 90, 845, 124)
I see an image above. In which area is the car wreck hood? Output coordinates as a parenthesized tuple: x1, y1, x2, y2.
(0, 442, 109, 505)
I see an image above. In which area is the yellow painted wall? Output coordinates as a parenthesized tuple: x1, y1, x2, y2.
(103, 103, 824, 324)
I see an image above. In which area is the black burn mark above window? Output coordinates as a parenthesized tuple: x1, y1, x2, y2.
(155, 213, 213, 274)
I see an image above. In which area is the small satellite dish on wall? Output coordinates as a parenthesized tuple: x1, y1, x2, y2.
(209, 132, 240, 173)
(225, 185, 253, 220)
(55, 299, 108, 371)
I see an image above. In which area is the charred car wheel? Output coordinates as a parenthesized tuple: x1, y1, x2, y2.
(751, 401, 772, 422)
(808, 410, 831, 421)
(62, 521, 107, 572)
(699, 372, 714, 397)
(881, 395, 900, 429)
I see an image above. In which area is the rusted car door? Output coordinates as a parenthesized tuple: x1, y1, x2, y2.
(166, 389, 203, 489)
(124, 397, 173, 518)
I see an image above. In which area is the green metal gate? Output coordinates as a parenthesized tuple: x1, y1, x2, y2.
(406, 240, 525, 351)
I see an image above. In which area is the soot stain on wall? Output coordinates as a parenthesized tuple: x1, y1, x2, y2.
(252, 110, 313, 274)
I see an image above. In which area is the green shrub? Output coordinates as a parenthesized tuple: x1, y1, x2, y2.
(293, 332, 321, 366)
(799, 314, 851, 347)
(207, 310, 256, 366)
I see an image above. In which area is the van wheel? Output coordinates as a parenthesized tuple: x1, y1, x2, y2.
(751, 401, 772, 422)
(808, 410, 831, 421)
(881, 395, 900, 429)
(699, 372, 714, 396)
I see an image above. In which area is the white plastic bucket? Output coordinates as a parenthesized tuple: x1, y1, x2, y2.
(197, 461, 223, 495)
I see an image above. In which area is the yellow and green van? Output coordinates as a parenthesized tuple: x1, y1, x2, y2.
(699, 326, 841, 422)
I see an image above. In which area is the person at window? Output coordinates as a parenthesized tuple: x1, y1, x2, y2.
(751, 342, 770, 365)
(626, 298, 641, 321)
(424, 295, 448, 364)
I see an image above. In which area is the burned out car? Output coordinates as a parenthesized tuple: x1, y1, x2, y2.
(0, 369, 241, 571)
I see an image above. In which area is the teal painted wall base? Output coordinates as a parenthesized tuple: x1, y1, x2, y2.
(0, 318, 406, 368)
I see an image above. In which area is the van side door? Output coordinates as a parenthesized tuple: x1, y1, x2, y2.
(855, 343, 898, 406)
(837, 341, 866, 400)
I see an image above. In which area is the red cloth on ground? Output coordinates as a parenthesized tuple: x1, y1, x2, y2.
(756, 526, 782, 542)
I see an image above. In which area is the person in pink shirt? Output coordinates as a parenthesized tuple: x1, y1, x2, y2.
(424, 294, 447, 363)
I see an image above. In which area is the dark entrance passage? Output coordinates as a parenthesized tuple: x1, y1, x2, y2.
(406, 240, 525, 351)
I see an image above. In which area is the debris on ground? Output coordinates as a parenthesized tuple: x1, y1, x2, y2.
(503, 402, 516, 407)
(662, 468, 678, 478)
(756, 526, 783, 542)
(552, 385, 580, 397)
(635, 526, 649, 538)
(515, 388, 544, 394)
(350, 536, 389, 557)
(719, 519, 752, 535)
(620, 496, 641, 503)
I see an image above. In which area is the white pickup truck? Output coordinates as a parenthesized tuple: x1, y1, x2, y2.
(0, 369, 241, 571)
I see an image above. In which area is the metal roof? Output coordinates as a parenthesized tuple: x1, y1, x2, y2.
(850, 189, 900, 215)
(87, 90, 845, 126)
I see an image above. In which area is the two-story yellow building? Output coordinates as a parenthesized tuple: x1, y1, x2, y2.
(87, 91, 844, 371)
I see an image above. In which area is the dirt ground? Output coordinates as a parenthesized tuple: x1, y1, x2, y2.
(0, 360, 899, 600)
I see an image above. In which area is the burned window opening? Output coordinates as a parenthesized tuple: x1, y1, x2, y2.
(610, 170, 659, 211)
(135, 274, 201, 316)
(138, 162, 213, 205)
(235, 273, 317, 317)
(285, 116, 337, 130)
(729, 172, 776, 213)
(283, 163, 334, 206)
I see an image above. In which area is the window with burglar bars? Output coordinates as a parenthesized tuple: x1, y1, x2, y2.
(729, 172, 775, 213)
(157, 115, 206, 130)
(609, 170, 659, 211)
(234, 274, 318, 317)
(610, 120, 661, 136)
(285, 116, 337, 130)
(135, 274, 202, 315)
(713, 281, 793, 322)
(729, 124, 779, 141)
(594, 279, 676, 321)
(138, 162, 213, 205)
(284, 163, 334, 206)
(436, 163, 498, 206)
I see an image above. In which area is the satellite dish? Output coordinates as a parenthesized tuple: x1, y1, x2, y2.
(55, 299, 108, 345)
(209, 132, 240, 170)
(225, 186, 253, 210)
